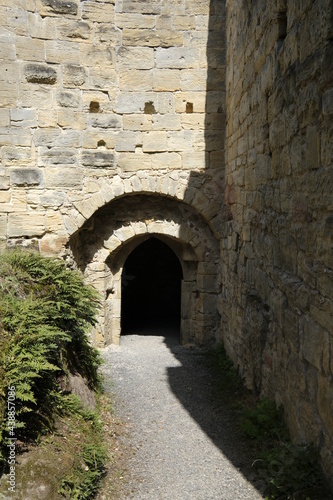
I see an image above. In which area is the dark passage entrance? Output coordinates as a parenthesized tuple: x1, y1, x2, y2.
(121, 237, 183, 335)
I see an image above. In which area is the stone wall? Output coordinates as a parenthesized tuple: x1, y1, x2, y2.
(0, 0, 225, 344)
(223, 0, 333, 481)
(1, 0, 333, 485)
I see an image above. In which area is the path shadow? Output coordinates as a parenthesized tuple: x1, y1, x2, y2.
(162, 333, 265, 497)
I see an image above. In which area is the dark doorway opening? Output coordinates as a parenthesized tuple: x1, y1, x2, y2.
(121, 237, 183, 336)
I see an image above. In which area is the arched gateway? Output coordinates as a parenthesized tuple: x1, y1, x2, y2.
(68, 192, 220, 346)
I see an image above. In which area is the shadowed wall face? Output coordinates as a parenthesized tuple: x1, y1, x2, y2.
(223, 0, 333, 483)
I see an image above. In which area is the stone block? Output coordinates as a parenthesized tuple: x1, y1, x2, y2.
(122, 29, 183, 47)
(56, 20, 91, 41)
(180, 113, 205, 129)
(33, 129, 81, 148)
(37, 0, 78, 16)
(80, 45, 115, 68)
(115, 132, 142, 152)
(123, 114, 152, 131)
(0, 128, 31, 147)
(104, 234, 121, 251)
(115, 13, 156, 29)
(46, 210, 66, 233)
(151, 152, 181, 170)
(82, 1, 115, 22)
(82, 131, 115, 149)
(24, 63, 57, 84)
(40, 234, 68, 255)
(0, 40, 16, 62)
(156, 47, 199, 69)
(114, 225, 135, 242)
(167, 130, 193, 151)
(45, 40, 80, 64)
(8, 213, 45, 237)
(0, 215, 6, 239)
(174, 92, 206, 113)
(58, 110, 87, 130)
(0, 177, 10, 190)
(16, 35, 45, 62)
(174, 15, 195, 30)
(120, 70, 152, 91)
(95, 25, 122, 45)
(0, 192, 11, 203)
(45, 167, 83, 189)
(142, 131, 167, 152)
(81, 151, 115, 168)
(38, 191, 66, 208)
(121, 0, 161, 15)
(10, 109, 37, 128)
(17, 84, 54, 109)
(63, 210, 85, 235)
(115, 92, 156, 114)
(181, 151, 207, 169)
(3, 147, 34, 166)
(62, 64, 87, 87)
(39, 109, 58, 128)
(88, 67, 118, 90)
(180, 69, 207, 91)
(152, 114, 181, 131)
(28, 12, 57, 40)
(0, 62, 22, 85)
(56, 90, 81, 108)
(6, 8, 28, 36)
(117, 46, 154, 69)
(38, 147, 78, 166)
(152, 69, 181, 91)
(0, 109, 10, 127)
(74, 192, 104, 219)
(117, 152, 152, 171)
(87, 114, 122, 129)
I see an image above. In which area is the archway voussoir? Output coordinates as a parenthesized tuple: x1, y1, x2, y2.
(95, 247, 110, 263)
(114, 224, 136, 242)
(123, 177, 133, 193)
(130, 175, 142, 192)
(131, 221, 147, 235)
(113, 177, 125, 197)
(63, 210, 86, 236)
(104, 234, 122, 252)
(167, 179, 178, 197)
(99, 182, 115, 204)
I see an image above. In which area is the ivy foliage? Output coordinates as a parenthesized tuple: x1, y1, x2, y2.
(0, 250, 101, 464)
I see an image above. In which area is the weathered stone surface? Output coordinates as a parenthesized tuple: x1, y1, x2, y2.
(81, 151, 115, 168)
(57, 20, 91, 41)
(24, 63, 57, 84)
(8, 213, 45, 237)
(38, 0, 78, 16)
(156, 47, 199, 69)
(10, 168, 43, 186)
(62, 64, 86, 86)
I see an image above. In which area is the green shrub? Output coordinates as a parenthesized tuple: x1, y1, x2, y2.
(0, 251, 101, 467)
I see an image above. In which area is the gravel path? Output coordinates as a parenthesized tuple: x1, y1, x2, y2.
(100, 330, 264, 500)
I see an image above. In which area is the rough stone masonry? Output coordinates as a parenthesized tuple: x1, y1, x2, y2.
(0, 0, 332, 487)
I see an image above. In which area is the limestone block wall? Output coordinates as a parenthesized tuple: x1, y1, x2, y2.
(0, 0, 225, 345)
(0, 0, 225, 254)
(223, 0, 333, 480)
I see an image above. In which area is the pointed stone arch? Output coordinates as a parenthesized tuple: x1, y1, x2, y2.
(68, 192, 220, 346)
